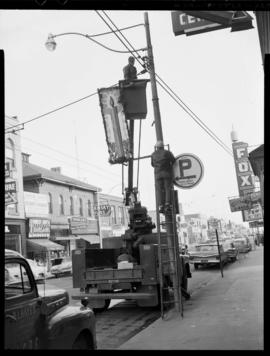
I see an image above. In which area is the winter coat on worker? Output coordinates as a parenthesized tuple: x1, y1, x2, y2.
(151, 148, 175, 179)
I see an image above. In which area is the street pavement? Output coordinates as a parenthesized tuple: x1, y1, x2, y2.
(119, 246, 263, 350)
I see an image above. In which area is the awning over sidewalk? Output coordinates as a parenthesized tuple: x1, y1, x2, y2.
(27, 239, 65, 253)
(77, 235, 100, 244)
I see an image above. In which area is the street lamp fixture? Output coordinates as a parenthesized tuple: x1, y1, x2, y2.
(45, 33, 57, 51)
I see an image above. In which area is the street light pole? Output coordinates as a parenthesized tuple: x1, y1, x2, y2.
(144, 12, 182, 314)
(144, 13, 163, 144)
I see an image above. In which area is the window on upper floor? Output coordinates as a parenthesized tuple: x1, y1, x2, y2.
(5, 138, 15, 168)
(48, 193, 53, 214)
(70, 196, 74, 216)
(79, 198, 83, 216)
(87, 200, 92, 217)
(59, 195, 64, 215)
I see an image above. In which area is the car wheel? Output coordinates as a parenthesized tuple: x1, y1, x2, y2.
(194, 264, 199, 270)
(72, 334, 94, 350)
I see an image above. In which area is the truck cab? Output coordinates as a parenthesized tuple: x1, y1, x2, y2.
(4, 249, 96, 349)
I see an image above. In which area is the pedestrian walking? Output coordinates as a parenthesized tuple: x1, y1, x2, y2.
(151, 141, 175, 213)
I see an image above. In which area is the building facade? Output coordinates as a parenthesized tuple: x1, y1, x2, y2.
(5, 116, 27, 255)
(22, 155, 101, 260)
(98, 193, 129, 241)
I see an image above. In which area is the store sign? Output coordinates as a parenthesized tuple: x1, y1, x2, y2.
(94, 204, 111, 217)
(24, 192, 49, 217)
(208, 218, 220, 230)
(5, 181, 17, 206)
(29, 218, 50, 238)
(243, 204, 263, 222)
(249, 220, 264, 228)
(171, 11, 228, 37)
(229, 192, 261, 212)
(69, 216, 98, 234)
(232, 141, 255, 196)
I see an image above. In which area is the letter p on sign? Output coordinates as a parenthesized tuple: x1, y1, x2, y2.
(173, 153, 204, 189)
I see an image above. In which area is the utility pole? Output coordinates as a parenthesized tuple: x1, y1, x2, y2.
(144, 12, 182, 314)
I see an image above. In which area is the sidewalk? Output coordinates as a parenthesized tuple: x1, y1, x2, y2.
(119, 246, 263, 350)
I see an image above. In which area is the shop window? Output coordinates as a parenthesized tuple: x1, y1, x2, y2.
(59, 195, 64, 215)
(79, 198, 83, 216)
(111, 205, 116, 225)
(5, 138, 15, 168)
(48, 193, 53, 214)
(87, 200, 92, 217)
(70, 196, 74, 215)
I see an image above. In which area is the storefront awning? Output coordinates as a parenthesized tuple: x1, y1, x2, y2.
(77, 235, 100, 244)
(55, 235, 80, 241)
(27, 239, 65, 252)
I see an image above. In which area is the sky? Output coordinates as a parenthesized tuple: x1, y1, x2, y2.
(1, 10, 264, 226)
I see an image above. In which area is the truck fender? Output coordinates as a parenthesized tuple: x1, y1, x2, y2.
(47, 305, 96, 349)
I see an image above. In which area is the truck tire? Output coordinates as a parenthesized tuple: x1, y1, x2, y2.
(72, 333, 94, 350)
(93, 298, 111, 313)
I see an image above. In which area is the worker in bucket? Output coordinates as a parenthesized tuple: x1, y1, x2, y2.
(151, 141, 175, 214)
(123, 56, 137, 81)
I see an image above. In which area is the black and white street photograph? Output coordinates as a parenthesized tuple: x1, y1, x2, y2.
(2, 2, 265, 350)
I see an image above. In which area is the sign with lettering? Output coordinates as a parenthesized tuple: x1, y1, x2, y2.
(24, 191, 49, 217)
(229, 191, 261, 212)
(171, 11, 228, 37)
(249, 220, 264, 228)
(173, 153, 204, 189)
(243, 204, 263, 222)
(69, 216, 98, 234)
(94, 204, 112, 217)
(5, 180, 17, 206)
(232, 142, 255, 196)
(29, 218, 50, 238)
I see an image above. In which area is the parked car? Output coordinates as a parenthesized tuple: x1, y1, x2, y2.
(233, 237, 251, 253)
(5, 249, 96, 349)
(26, 259, 50, 281)
(188, 243, 228, 270)
(50, 257, 72, 278)
(221, 239, 239, 262)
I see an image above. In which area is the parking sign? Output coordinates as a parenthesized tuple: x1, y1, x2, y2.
(173, 153, 204, 189)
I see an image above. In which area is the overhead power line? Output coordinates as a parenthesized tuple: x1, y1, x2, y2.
(6, 12, 233, 158)
(97, 10, 233, 157)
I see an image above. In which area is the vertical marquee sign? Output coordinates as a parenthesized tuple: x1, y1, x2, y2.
(232, 141, 262, 221)
(232, 141, 255, 196)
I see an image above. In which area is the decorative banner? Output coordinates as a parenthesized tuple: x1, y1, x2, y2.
(228, 191, 261, 212)
(98, 87, 131, 164)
